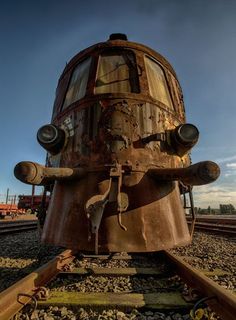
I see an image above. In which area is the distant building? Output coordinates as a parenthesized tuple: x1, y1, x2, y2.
(188, 204, 236, 215)
(190, 207, 220, 215)
(219, 204, 236, 214)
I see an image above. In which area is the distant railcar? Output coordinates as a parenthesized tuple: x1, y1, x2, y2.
(18, 195, 50, 213)
(0, 203, 18, 218)
(14, 34, 220, 253)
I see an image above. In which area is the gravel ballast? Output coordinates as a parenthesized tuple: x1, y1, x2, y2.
(171, 232, 236, 290)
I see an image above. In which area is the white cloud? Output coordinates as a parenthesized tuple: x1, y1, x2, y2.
(226, 163, 236, 168)
(193, 184, 236, 208)
(224, 173, 232, 177)
(223, 163, 236, 177)
(216, 155, 236, 164)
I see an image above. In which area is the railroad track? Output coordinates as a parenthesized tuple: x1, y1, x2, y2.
(189, 222, 236, 235)
(186, 216, 236, 236)
(0, 220, 38, 235)
(0, 250, 236, 320)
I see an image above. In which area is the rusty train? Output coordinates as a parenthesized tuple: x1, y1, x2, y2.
(14, 34, 220, 253)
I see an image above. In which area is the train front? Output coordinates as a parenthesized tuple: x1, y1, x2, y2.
(14, 34, 220, 253)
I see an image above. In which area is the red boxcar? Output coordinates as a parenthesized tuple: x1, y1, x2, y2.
(18, 195, 50, 213)
(0, 203, 18, 218)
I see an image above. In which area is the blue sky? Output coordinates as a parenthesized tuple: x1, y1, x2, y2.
(0, 0, 236, 208)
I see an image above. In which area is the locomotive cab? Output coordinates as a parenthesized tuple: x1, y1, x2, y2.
(15, 34, 220, 253)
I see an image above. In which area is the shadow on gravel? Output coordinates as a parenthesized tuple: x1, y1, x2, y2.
(0, 262, 39, 292)
(0, 230, 63, 259)
(0, 232, 64, 293)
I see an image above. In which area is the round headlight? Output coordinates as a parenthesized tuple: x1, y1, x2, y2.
(37, 124, 65, 154)
(176, 124, 199, 145)
(37, 125, 58, 144)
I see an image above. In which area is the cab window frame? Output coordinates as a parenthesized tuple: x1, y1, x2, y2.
(144, 55, 174, 110)
(94, 49, 140, 94)
(61, 56, 92, 112)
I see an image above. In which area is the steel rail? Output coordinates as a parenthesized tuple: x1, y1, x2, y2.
(0, 220, 38, 235)
(195, 218, 236, 225)
(164, 251, 236, 320)
(0, 250, 75, 320)
(186, 215, 236, 225)
(192, 222, 236, 235)
(186, 221, 236, 236)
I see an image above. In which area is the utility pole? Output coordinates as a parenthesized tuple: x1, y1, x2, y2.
(31, 185, 35, 209)
(5, 188, 9, 204)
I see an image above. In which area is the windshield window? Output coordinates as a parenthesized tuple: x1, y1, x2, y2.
(95, 51, 139, 94)
(145, 56, 173, 108)
(62, 57, 91, 110)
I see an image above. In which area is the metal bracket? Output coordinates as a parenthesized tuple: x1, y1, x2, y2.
(182, 184, 196, 237)
(85, 163, 129, 254)
(85, 178, 112, 254)
(34, 286, 50, 301)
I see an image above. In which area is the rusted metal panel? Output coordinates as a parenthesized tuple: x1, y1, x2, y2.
(42, 174, 191, 252)
(42, 93, 193, 252)
(49, 99, 187, 170)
